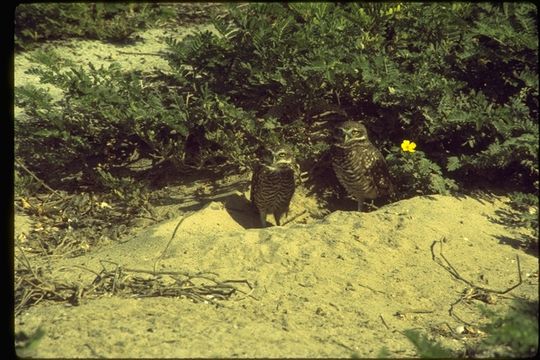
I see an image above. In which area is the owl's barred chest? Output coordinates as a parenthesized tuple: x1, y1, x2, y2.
(252, 168, 295, 211)
(331, 144, 382, 199)
(258, 168, 295, 188)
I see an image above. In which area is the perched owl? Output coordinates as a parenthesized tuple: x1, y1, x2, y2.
(250, 145, 296, 227)
(331, 121, 394, 211)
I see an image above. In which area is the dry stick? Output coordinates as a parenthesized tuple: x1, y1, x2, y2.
(15, 159, 62, 198)
(331, 339, 355, 353)
(84, 344, 101, 358)
(395, 309, 435, 315)
(15, 244, 39, 280)
(379, 314, 390, 330)
(357, 283, 387, 295)
(126, 267, 219, 279)
(66, 266, 110, 297)
(99, 259, 220, 279)
(281, 209, 308, 226)
(231, 286, 258, 301)
(431, 238, 524, 325)
(96, 254, 252, 303)
(221, 279, 253, 289)
(62, 264, 102, 278)
(153, 213, 194, 273)
(448, 296, 473, 326)
(431, 239, 523, 294)
(102, 260, 225, 288)
(16, 290, 45, 316)
(218, 279, 258, 300)
(112, 265, 122, 295)
(15, 288, 32, 315)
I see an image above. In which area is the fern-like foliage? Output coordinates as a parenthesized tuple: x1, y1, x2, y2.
(15, 3, 538, 198)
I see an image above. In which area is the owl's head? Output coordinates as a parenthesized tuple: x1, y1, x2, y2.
(259, 144, 295, 171)
(333, 121, 369, 147)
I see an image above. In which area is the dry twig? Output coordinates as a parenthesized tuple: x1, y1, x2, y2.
(15, 159, 63, 198)
(431, 238, 524, 325)
(379, 314, 390, 330)
(431, 238, 523, 295)
(153, 212, 194, 273)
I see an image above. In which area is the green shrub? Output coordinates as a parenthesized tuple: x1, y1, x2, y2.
(15, 3, 170, 49)
(472, 301, 539, 357)
(15, 51, 189, 188)
(15, 327, 45, 358)
(386, 148, 458, 197)
(404, 301, 538, 358)
(162, 3, 538, 196)
(15, 50, 271, 189)
(15, 3, 538, 200)
(508, 192, 539, 246)
(403, 329, 456, 358)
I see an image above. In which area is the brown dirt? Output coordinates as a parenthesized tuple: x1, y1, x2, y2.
(14, 191, 538, 358)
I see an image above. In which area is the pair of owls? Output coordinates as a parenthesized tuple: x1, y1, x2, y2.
(250, 121, 394, 227)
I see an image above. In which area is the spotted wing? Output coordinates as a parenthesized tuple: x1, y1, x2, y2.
(250, 163, 262, 209)
(367, 146, 395, 199)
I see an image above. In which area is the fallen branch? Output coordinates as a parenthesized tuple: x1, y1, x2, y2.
(15, 159, 63, 198)
(281, 209, 308, 226)
(431, 238, 524, 325)
(379, 314, 390, 330)
(430, 238, 523, 295)
(153, 212, 194, 273)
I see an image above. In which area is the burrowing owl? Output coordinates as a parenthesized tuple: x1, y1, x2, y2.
(331, 121, 394, 211)
(250, 145, 296, 227)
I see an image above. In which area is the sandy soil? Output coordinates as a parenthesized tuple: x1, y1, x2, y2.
(14, 191, 538, 358)
(14, 18, 538, 358)
(14, 23, 216, 120)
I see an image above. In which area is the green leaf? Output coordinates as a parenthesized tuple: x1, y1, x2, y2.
(403, 329, 454, 358)
(446, 156, 461, 172)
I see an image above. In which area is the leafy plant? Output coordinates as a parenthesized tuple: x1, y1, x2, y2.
(470, 301, 539, 358)
(15, 3, 538, 202)
(16, 51, 189, 188)
(387, 147, 458, 197)
(507, 192, 539, 247)
(404, 301, 539, 358)
(15, 327, 45, 358)
(15, 3, 171, 50)
(403, 329, 456, 358)
(161, 2, 538, 197)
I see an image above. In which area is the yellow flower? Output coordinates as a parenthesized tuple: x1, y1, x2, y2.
(401, 140, 417, 153)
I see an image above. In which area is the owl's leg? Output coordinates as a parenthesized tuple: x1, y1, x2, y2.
(259, 211, 267, 228)
(273, 211, 282, 226)
(357, 198, 364, 212)
(366, 200, 378, 211)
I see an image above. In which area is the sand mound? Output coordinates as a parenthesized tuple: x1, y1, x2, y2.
(15, 194, 538, 357)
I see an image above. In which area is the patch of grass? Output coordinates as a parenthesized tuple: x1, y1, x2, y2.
(472, 300, 539, 357)
(403, 329, 456, 358)
(15, 327, 45, 358)
(404, 301, 539, 358)
(15, 3, 173, 50)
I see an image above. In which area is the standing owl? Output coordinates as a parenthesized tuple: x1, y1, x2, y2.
(331, 121, 394, 211)
(250, 145, 296, 227)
